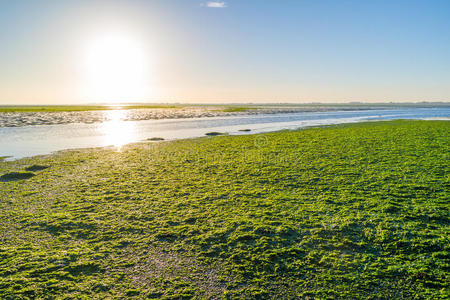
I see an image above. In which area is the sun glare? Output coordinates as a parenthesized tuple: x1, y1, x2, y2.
(100, 110, 138, 150)
(82, 32, 149, 103)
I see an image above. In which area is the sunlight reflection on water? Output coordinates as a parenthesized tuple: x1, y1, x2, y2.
(0, 107, 448, 160)
(100, 110, 138, 150)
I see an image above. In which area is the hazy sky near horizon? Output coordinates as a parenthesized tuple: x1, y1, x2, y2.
(0, 0, 449, 104)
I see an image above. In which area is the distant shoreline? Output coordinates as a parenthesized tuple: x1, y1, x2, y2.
(1, 102, 449, 113)
(0, 106, 375, 128)
(1, 103, 449, 128)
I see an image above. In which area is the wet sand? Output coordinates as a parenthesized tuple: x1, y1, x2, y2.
(0, 106, 356, 127)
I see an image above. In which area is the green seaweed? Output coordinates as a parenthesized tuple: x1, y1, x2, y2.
(0, 120, 448, 298)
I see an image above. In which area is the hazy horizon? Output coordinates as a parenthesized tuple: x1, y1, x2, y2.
(1, 0, 450, 104)
(1, 100, 450, 106)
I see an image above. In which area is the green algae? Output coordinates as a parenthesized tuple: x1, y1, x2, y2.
(0, 120, 448, 298)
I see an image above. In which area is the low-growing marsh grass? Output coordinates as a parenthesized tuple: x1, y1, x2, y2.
(0, 104, 181, 112)
(220, 106, 255, 113)
(0, 120, 448, 298)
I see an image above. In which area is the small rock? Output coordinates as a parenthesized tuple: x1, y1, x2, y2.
(205, 132, 226, 136)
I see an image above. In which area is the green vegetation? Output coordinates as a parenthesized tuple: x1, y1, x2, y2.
(0, 104, 181, 112)
(0, 104, 257, 114)
(236, 102, 450, 109)
(220, 106, 256, 113)
(1, 103, 448, 113)
(0, 120, 448, 298)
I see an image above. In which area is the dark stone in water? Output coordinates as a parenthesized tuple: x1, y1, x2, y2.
(205, 132, 226, 136)
(0, 172, 36, 182)
(25, 165, 50, 172)
(147, 137, 165, 141)
(239, 129, 251, 132)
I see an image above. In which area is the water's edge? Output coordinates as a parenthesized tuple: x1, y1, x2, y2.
(1, 107, 449, 161)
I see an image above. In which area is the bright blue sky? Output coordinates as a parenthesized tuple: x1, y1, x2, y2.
(0, 0, 449, 104)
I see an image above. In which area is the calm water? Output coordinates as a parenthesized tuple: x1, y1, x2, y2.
(1, 107, 449, 160)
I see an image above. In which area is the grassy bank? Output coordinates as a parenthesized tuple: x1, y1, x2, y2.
(0, 105, 182, 112)
(219, 106, 256, 113)
(0, 121, 448, 298)
(0, 104, 257, 114)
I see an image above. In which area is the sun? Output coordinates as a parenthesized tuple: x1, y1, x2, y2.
(81, 32, 149, 103)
